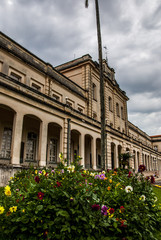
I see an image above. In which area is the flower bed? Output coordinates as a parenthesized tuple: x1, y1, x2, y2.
(0, 160, 161, 240)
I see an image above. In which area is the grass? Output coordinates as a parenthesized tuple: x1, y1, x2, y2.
(152, 185, 161, 239)
(153, 185, 161, 204)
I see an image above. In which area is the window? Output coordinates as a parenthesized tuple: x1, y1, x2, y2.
(10, 72, 21, 81)
(49, 139, 57, 163)
(66, 98, 74, 108)
(52, 94, 60, 101)
(78, 107, 83, 113)
(92, 83, 97, 100)
(66, 101, 73, 108)
(121, 107, 124, 119)
(26, 132, 37, 161)
(97, 154, 101, 168)
(31, 83, 41, 91)
(108, 97, 112, 111)
(116, 103, 120, 117)
(93, 112, 97, 120)
(0, 128, 12, 159)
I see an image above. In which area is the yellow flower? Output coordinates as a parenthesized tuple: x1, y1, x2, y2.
(42, 170, 46, 175)
(35, 170, 38, 174)
(9, 206, 17, 213)
(4, 185, 11, 196)
(115, 183, 120, 188)
(0, 206, 5, 214)
(22, 209, 25, 213)
(109, 179, 112, 183)
(104, 177, 107, 180)
(107, 186, 111, 191)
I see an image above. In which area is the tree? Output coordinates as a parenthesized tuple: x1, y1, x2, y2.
(85, 0, 106, 169)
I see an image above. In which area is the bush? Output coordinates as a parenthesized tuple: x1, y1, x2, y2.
(0, 160, 161, 240)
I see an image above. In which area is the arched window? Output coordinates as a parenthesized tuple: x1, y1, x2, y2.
(26, 132, 37, 161)
(49, 138, 57, 163)
(108, 96, 112, 111)
(116, 103, 120, 117)
(0, 128, 12, 159)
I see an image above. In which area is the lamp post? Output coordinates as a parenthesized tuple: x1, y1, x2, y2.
(85, 0, 106, 169)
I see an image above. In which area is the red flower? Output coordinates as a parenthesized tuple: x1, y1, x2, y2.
(120, 206, 125, 213)
(138, 165, 146, 172)
(120, 219, 127, 228)
(151, 175, 155, 184)
(91, 204, 100, 211)
(56, 181, 61, 187)
(108, 208, 115, 214)
(128, 171, 132, 178)
(35, 176, 40, 183)
(54, 181, 62, 188)
(37, 192, 44, 200)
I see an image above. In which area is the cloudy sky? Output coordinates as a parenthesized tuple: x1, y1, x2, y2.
(1, 0, 161, 136)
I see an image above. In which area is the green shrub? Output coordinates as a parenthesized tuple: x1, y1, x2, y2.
(0, 159, 161, 240)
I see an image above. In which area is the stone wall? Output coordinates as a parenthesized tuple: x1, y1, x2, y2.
(0, 165, 25, 187)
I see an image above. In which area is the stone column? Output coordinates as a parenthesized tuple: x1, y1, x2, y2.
(92, 137, 97, 170)
(115, 144, 119, 168)
(39, 121, 48, 167)
(107, 137, 111, 169)
(80, 133, 85, 168)
(11, 112, 24, 165)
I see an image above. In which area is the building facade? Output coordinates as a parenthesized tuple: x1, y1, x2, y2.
(0, 31, 161, 185)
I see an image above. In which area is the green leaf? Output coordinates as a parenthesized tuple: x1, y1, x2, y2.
(113, 222, 118, 228)
(21, 227, 27, 232)
(63, 191, 69, 198)
(36, 205, 43, 212)
(56, 210, 70, 218)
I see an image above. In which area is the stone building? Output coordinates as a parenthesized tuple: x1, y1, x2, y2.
(0, 31, 161, 185)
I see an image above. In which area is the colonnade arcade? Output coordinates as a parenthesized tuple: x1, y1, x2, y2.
(0, 104, 158, 171)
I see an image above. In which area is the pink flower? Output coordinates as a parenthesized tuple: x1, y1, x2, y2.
(101, 205, 108, 215)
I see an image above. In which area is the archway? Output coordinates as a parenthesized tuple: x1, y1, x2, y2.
(118, 145, 122, 168)
(85, 134, 93, 169)
(47, 123, 62, 166)
(111, 143, 116, 169)
(0, 105, 15, 162)
(71, 130, 80, 163)
(96, 138, 101, 169)
(20, 114, 41, 165)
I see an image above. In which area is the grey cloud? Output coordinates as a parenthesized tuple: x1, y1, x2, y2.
(1, 0, 161, 135)
(142, 3, 161, 30)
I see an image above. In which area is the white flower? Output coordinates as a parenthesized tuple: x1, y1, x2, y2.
(125, 185, 133, 193)
(153, 196, 158, 202)
(139, 195, 146, 201)
(66, 165, 75, 172)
